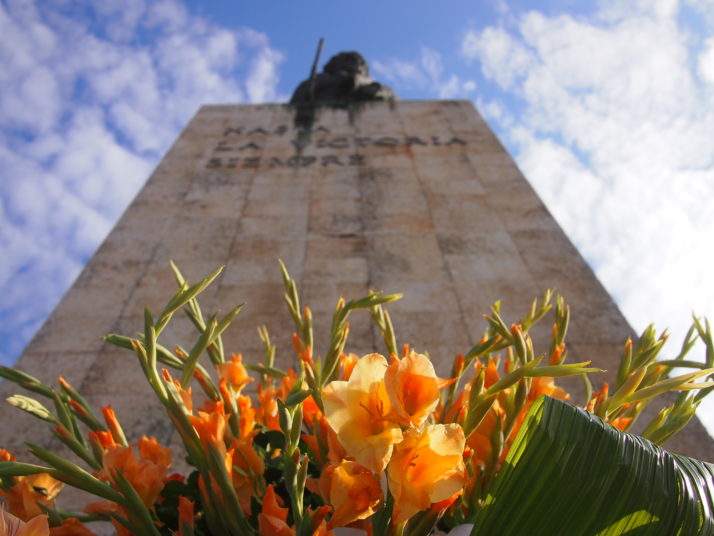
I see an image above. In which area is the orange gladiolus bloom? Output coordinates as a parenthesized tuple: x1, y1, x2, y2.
(0, 508, 49, 536)
(190, 401, 228, 449)
(279, 368, 299, 400)
(387, 424, 466, 524)
(0, 472, 62, 522)
(339, 353, 358, 380)
(229, 438, 265, 513)
(137, 436, 172, 468)
(258, 485, 294, 536)
(216, 354, 254, 393)
(323, 353, 403, 472)
(466, 399, 504, 467)
(163, 369, 194, 413)
(385, 350, 455, 427)
(88, 430, 116, 450)
(257, 385, 281, 431)
(177, 497, 194, 536)
(302, 395, 323, 431)
(98, 441, 170, 508)
(237, 395, 258, 440)
(101, 405, 125, 445)
(319, 460, 382, 528)
(49, 517, 95, 536)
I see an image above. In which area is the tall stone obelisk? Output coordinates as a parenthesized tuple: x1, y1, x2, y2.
(1, 54, 711, 464)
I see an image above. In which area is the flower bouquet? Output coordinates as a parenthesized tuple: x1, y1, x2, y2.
(1, 262, 713, 536)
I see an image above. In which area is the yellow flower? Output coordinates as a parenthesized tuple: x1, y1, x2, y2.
(319, 460, 382, 528)
(385, 350, 455, 427)
(323, 353, 403, 472)
(0, 507, 49, 536)
(387, 424, 466, 524)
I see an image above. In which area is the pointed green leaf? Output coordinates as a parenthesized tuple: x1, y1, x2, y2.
(471, 396, 714, 535)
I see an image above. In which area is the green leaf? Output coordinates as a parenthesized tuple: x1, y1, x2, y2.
(471, 396, 714, 535)
(285, 388, 313, 408)
(0, 462, 53, 477)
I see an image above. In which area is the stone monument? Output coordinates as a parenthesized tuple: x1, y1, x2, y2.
(2, 53, 711, 465)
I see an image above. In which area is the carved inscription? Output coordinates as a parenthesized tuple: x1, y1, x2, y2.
(205, 124, 466, 169)
(206, 154, 366, 169)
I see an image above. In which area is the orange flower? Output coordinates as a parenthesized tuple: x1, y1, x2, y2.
(323, 353, 403, 472)
(0, 449, 15, 462)
(610, 416, 633, 431)
(385, 350, 455, 427)
(0, 473, 62, 521)
(0, 507, 49, 536)
(137, 436, 172, 468)
(237, 395, 257, 440)
(257, 385, 281, 431)
(325, 422, 348, 465)
(162, 369, 194, 413)
(88, 430, 116, 451)
(319, 460, 382, 528)
(279, 368, 299, 400)
(229, 438, 265, 513)
(258, 485, 294, 536)
(505, 376, 570, 450)
(49, 518, 95, 535)
(216, 354, 254, 393)
(302, 395, 323, 431)
(176, 497, 194, 536)
(101, 405, 126, 445)
(527, 376, 569, 405)
(339, 353, 358, 380)
(387, 424, 466, 524)
(97, 440, 171, 509)
(478, 359, 501, 389)
(84, 501, 129, 536)
(190, 401, 228, 449)
(466, 399, 504, 467)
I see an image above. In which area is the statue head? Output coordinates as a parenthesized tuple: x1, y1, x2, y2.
(323, 52, 369, 80)
(290, 50, 395, 105)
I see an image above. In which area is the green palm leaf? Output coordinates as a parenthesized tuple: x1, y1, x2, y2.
(471, 396, 714, 536)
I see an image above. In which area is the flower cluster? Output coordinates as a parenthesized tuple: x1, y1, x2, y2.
(0, 263, 712, 536)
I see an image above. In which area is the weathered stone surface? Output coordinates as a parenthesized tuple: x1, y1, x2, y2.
(2, 100, 711, 470)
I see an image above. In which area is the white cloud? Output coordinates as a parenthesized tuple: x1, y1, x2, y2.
(461, 26, 533, 89)
(464, 2, 714, 432)
(463, 80, 477, 92)
(373, 47, 475, 100)
(0, 0, 284, 364)
(372, 58, 429, 88)
(698, 37, 714, 85)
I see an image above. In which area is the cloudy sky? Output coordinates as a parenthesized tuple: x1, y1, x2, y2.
(2, 0, 713, 432)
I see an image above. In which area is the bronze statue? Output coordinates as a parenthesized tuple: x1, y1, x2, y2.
(290, 51, 396, 105)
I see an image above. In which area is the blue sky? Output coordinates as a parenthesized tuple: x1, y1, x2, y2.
(2, 0, 714, 431)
